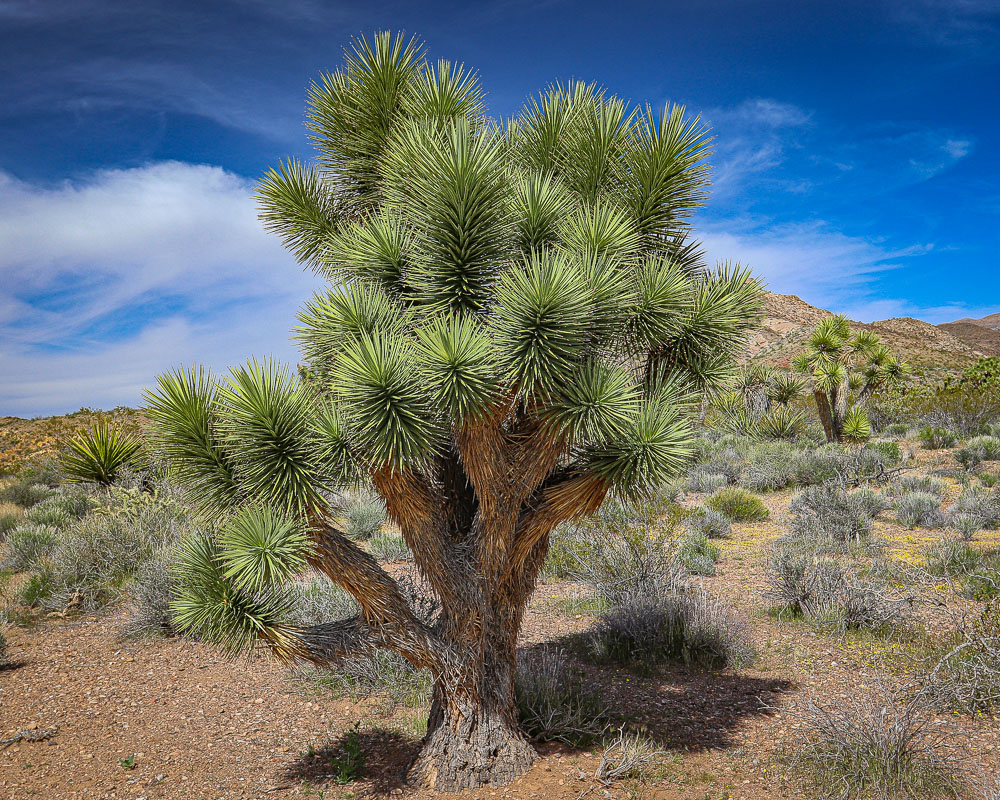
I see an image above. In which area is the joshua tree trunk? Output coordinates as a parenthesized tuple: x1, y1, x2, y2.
(408, 644, 535, 789)
(814, 389, 837, 443)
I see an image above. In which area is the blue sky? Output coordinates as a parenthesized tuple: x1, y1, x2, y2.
(1, 0, 998, 416)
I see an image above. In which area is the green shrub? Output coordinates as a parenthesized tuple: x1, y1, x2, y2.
(0, 506, 22, 539)
(884, 423, 910, 437)
(950, 514, 982, 541)
(0, 629, 7, 666)
(955, 435, 1000, 471)
(343, 494, 386, 540)
(684, 507, 731, 539)
(2, 523, 58, 571)
(918, 426, 957, 450)
(0, 481, 54, 508)
(676, 531, 720, 576)
(867, 440, 901, 464)
(19, 564, 56, 606)
(706, 487, 769, 522)
(23, 503, 70, 529)
(289, 576, 357, 626)
(368, 533, 410, 562)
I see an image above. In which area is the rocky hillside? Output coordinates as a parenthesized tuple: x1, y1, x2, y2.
(938, 312, 1000, 357)
(747, 293, 987, 379)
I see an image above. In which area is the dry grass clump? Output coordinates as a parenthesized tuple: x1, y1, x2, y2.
(515, 647, 611, 745)
(778, 678, 965, 799)
(595, 727, 665, 783)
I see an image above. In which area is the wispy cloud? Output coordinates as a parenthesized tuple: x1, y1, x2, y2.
(0, 162, 321, 416)
(699, 216, 931, 307)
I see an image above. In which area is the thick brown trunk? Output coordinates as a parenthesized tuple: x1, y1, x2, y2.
(814, 389, 837, 443)
(407, 654, 535, 790)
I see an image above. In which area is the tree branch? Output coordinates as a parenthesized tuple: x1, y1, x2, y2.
(306, 516, 446, 670)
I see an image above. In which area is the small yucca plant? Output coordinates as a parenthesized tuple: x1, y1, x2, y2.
(60, 422, 143, 486)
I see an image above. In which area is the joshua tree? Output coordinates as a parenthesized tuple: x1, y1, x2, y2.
(713, 365, 806, 438)
(145, 32, 762, 790)
(793, 315, 907, 443)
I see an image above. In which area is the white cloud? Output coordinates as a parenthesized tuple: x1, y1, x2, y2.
(0, 161, 322, 416)
(699, 217, 930, 307)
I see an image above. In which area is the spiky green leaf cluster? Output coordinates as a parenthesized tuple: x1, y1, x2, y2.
(59, 422, 143, 486)
(152, 30, 765, 534)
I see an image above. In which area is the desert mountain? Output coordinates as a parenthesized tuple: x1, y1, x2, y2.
(937, 312, 1000, 357)
(747, 292, 989, 379)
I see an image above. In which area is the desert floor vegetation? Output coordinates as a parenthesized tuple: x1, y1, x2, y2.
(3, 415, 1000, 799)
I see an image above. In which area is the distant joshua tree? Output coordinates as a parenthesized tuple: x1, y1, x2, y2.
(794, 315, 908, 442)
(145, 32, 763, 790)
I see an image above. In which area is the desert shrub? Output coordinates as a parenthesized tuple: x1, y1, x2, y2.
(0, 480, 54, 509)
(780, 680, 963, 800)
(851, 487, 892, 520)
(35, 484, 193, 611)
(18, 564, 56, 606)
(311, 648, 433, 708)
(868, 440, 902, 463)
(787, 485, 881, 552)
(515, 648, 611, 745)
(343, 493, 386, 540)
(368, 533, 410, 562)
(884, 423, 911, 437)
(588, 588, 756, 670)
(705, 487, 768, 522)
(918, 426, 957, 450)
(685, 468, 729, 494)
(981, 472, 999, 488)
(928, 601, 1000, 714)
(562, 500, 683, 609)
(0, 505, 22, 539)
(684, 507, 731, 539)
(59, 422, 143, 486)
(948, 486, 1000, 529)
(894, 492, 946, 529)
(887, 475, 946, 498)
(676, 531, 720, 576)
(954, 435, 1000, 471)
(544, 522, 597, 579)
(739, 455, 793, 492)
(765, 545, 906, 633)
(22, 503, 70, 529)
(925, 538, 982, 578)
(0, 628, 7, 666)
(2, 523, 58, 571)
(289, 576, 357, 626)
(121, 547, 179, 638)
(950, 514, 982, 541)
(765, 545, 839, 616)
(788, 447, 844, 486)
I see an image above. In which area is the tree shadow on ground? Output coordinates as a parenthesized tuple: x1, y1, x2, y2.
(519, 637, 796, 752)
(0, 659, 27, 673)
(281, 726, 417, 794)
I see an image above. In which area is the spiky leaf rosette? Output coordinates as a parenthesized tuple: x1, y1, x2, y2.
(60, 421, 142, 486)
